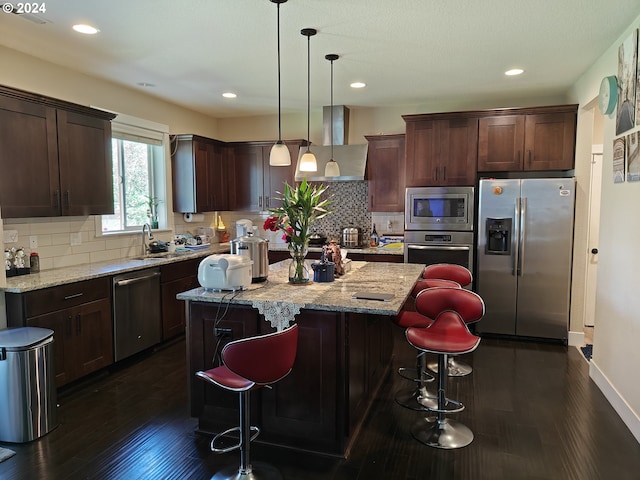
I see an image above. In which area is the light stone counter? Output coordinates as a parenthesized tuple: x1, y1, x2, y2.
(177, 260, 423, 324)
(1, 243, 231, 293)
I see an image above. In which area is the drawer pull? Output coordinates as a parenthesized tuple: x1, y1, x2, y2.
(64, 293, 84, 300)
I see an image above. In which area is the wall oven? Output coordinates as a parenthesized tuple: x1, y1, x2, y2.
(404, 186, 475, 283)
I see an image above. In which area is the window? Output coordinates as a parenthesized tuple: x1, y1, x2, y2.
(100, 114, 169, 234)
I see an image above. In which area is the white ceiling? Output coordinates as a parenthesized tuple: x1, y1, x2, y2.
(0, 0, 638, 118)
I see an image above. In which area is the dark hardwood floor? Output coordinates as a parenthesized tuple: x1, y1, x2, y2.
(1, 327, 639, 479)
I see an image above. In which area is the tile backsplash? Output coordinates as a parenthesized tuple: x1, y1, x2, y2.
(2, 181, 403, 271)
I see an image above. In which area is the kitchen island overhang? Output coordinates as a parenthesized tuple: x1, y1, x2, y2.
(178, 260, 424, 457)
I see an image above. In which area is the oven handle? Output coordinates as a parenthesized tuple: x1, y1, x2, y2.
(407, 244, 470, 251)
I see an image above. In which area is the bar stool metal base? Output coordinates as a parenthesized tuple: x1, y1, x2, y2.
(411, 416, 474, 449)
(395, 385, 438, 411)
(427, 357, 472, 377)
(212, 461, 283, 480)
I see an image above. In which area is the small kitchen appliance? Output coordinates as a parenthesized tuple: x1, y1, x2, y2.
(198, 254, 253, 291)
(341, 226, 362, 248)
(311, 247, 335, 282)
(230, 230, 269, 282)
(236, 219, 253, 238)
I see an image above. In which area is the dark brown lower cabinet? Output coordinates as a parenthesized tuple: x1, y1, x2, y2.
(160, 259, 200, 340)
(6, 277, 113, 387)
(186, 301, 392, 456)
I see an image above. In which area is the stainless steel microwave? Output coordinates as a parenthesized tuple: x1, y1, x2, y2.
(405, 186, 475, 231)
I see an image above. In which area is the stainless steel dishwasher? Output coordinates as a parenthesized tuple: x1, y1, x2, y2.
(112, 268, 162, 361)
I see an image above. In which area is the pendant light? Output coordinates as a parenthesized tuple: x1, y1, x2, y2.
(299, 28, 318, 172)
(324, 54, 341, 177)
(269, 0, 291, 166)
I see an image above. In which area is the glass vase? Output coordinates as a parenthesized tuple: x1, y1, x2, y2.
(288, 243, 310, 284)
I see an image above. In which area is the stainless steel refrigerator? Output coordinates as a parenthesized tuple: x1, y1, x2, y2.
(476, 178, 575, 341)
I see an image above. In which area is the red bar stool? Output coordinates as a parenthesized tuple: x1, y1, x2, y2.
(394, 278, 461, 411)
(405, 287, 484, 449)
(420, 263, 476, 377)
(196, 324, 299, 480)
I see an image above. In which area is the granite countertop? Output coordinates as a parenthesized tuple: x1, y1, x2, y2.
(1, 243, 232, 293)
(177, 260, 424, 317)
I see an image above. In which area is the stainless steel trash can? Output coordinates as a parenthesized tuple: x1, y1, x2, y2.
(0, 327, 57, 443)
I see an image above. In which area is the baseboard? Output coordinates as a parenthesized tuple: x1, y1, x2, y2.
(590, 359, 640, 444)
(568, 330, 584, 347)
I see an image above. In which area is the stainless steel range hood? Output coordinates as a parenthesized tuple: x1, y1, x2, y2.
(295, 105, 368, 182)
(294, 144, 369, 182)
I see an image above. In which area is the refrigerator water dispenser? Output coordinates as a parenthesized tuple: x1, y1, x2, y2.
(485, 218, 511, 255)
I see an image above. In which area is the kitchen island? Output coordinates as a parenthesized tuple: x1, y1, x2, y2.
(177, 260, 424, 457)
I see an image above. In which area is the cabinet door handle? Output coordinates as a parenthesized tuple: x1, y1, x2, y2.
(517, 150, 521, 165)
(66, 315, 72, 336)
(434, 168, 438, 181)
(64, 293, 84, 301)
(442, 166, 446, 180)
(528, 150, 532, 166)
(259, 196, 263, 209)
(265, 196, 270, 208)
(76, 314, 81, 335)
(53, 190, 60, 209)
(64, 191, 70, 208)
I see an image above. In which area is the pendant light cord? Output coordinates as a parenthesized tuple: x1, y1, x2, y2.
(306, 33, 311, 152)
(330, 57, 334, 160)
(276, 2, 282, 142)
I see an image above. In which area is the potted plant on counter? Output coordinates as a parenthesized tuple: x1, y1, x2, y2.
(263, 178, 332, 284)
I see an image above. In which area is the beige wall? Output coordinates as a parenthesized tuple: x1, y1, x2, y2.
(568, 12, 640, 442)
(0, 46, 220, 137)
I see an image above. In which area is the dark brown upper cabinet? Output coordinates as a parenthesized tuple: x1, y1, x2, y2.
(477, 105, 577, 172)
(403, 113, 478, 187)
(365, 134, 406, 212)
(171, 134, 229, 213)
(0, 85, 115, 218)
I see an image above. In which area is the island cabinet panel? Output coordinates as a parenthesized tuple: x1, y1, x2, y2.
(0, 85, 115, 218)
(403, 115, 478, 187)
(260, 311, 340, 452)
(477, 105, 577, 172)
(187, 303, 261, 421)
(186, 303, 394, 456)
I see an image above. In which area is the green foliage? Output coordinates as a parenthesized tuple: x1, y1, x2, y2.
(267, 178, 332, 246)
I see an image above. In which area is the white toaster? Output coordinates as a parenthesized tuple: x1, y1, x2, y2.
(198, 254, 253, 291)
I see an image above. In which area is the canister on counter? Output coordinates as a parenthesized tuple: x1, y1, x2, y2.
(30, 252, 40, 273)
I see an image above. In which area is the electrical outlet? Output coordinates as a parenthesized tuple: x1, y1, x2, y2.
(215, 327, 233, 340)
(29, 235, 38, 249)
(3, 230, 18, 244)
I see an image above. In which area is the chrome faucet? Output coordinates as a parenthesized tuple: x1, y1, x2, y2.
(142, 223, 153, 255)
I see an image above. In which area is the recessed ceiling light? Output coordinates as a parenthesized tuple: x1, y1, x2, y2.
(72, 24, 99, 35)
(222, 92, 237, 98)
(350, 82, 366, 89)
(505, 68, 524, 76)
(136, 82, 156, 88)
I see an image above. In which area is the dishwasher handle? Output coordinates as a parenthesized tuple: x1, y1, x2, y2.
(114, 271, 161, 287)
